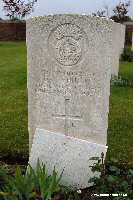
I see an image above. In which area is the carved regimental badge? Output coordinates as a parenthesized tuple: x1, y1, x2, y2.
(48, 23, 88, 66)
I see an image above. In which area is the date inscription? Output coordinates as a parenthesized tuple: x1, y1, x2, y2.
(35, 70, 99, 96)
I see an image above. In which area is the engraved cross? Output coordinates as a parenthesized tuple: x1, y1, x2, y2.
(52, 97, 82, 136)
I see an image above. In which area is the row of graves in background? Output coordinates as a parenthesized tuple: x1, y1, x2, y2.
(26, 15, 125, 189)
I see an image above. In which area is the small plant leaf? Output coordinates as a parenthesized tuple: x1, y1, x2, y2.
(88, 176, 99, 185)
(110, 158, 118, 163)
(109, 166, 118, 172)
(107, 175, 117, 182)
(115, 169, 121, 175)
(89, 157, 99, 160)
(128, 169, 133, 176)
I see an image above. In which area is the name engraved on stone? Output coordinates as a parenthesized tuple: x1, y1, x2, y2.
(35, 70, 100, 97)
(48, 23, 89, 66)
(52, 97, 82, 136)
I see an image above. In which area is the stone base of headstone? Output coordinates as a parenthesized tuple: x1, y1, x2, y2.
(29, 128, 108, 189)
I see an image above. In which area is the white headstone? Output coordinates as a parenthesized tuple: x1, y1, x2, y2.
(119, 24, 125, 55)
(27, 15, 114, 189)
(111, 23, 125, 76)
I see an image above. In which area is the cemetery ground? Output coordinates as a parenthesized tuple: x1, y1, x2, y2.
(0, 42, 133, 199)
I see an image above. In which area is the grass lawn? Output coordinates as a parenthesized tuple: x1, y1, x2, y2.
(0, 42, 28, 162)
(0, 42, 133, 165)
(119, 61, 133, 83)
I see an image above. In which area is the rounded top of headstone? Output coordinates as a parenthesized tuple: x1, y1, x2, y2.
(26, 14, 115, 25)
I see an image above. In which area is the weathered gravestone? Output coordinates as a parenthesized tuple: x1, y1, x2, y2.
(27, 15, 114, 189)
(111, 23, 125, 76)
(119, 24, 126, 56)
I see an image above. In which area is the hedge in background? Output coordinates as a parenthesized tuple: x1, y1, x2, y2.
(0, 20, 26, 41)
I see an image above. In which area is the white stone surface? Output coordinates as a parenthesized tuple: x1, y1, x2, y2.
(29, 128, 108, 189)
(111, 23, 125, 76)
(27, 15, 114, 188)
(27, 15, 114, 151)
(119, 24, 125, 56)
